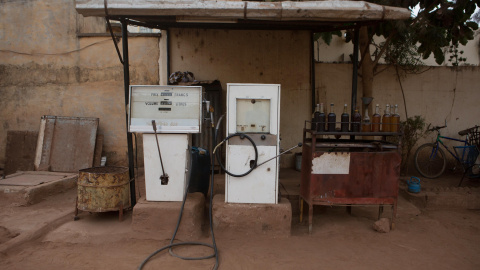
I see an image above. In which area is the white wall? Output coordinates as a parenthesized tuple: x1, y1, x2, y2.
(315, 30, 480, 66)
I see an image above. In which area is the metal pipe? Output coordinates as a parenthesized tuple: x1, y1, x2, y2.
(256, 143, 303, 168)
(103, 0, 123, 64)
(121, 18, 137, 208)
(310, 31, 316, 113)
(350, 26, 359, 141)
(166, 29, 171, 85)
(351, 26, 359, 114)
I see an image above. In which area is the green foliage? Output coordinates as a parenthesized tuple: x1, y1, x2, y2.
(400, 115, 428, 175)
(448, 43, 468, 66)
(400, 0, 479, 65)
(316, 0, 480, 67)
(313, 31, 342, 45)
(383, 31, 425, 73)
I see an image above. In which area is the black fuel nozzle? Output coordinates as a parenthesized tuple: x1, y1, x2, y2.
(160, 174, 169, 185)
(152, 120, 157, 132)
(151, 119, 168, 185)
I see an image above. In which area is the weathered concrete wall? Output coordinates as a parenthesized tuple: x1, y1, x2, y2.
(316, 63, 480, 164)
(166, 28, 480, 169)
(0, 37, 160, 166)
(2, 0, 478, 171)
(168, 29, 311, 167)
(0, 0, 160, 167)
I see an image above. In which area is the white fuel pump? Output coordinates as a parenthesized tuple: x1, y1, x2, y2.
(225, 83, 281, 204)
(129, 85, 202, 201)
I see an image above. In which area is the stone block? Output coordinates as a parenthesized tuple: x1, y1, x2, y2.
(0, 171, 77, 205)
(131, 192, 205, 240)
(373, 218, 391, 233)
(212, 194, 291, 237)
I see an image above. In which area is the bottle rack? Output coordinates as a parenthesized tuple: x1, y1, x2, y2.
(305, 120, 402, 137)
(299, 120, 403, 233)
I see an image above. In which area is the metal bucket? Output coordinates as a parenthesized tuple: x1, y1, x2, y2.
(77, 166, 130, 212)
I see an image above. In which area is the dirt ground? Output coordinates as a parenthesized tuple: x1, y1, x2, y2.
(1, 169, 479, 270)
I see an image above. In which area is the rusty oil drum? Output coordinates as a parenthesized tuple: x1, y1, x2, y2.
(77, 166, 130, 212)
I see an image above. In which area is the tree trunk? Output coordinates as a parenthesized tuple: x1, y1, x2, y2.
(358, 26, 374, 112)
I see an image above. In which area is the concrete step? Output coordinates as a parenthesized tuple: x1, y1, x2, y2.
(400, 186, 480, 209)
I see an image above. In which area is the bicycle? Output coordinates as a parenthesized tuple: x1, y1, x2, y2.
(414, 125, 479, 179)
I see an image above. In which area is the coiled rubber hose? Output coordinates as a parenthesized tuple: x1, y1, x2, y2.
(214, 133, 258, 177)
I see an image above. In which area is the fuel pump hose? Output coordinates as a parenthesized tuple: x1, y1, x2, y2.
(137, 145, 218, 269)
(138, 130, 220, 269)
(214, 133, 258, 178)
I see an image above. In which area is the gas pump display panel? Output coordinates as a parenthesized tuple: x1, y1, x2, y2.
(235, 99, 271, 133)
(129, 85, 202, 133)
(226, 84, 281, 204)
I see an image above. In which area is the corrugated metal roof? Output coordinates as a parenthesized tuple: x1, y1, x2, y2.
(76, 0, 411, 31)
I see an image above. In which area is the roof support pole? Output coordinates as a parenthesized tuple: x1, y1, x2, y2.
(121, 18, 137, 208)
(166, 29, 171, 84)
(351, 26, 359, 114)
(350, 26, 359, 140)
(310, 31, 316, 113)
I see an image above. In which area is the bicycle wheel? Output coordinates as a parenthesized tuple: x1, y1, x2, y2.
(414, 143, 447, 178)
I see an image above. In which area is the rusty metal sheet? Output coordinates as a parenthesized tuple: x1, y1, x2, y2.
(306, 151, 401, 201)
(77, 166, 130, 212)
(300, 144, 313, 201)
(300, 133, 402, 232)
(34, 116, 99, 172)
(4, 131, 38, 176)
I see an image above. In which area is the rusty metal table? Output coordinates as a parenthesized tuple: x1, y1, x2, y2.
(299, 126, 402, 233)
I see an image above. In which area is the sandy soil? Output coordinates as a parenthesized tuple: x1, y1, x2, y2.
(1, 171, 479, 270)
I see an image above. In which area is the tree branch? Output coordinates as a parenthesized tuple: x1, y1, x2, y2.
(357, 38, 370, 70)
(395, 65, 409, 120)
(373, 30, 396, 69)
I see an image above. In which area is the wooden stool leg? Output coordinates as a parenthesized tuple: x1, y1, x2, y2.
(299, 198, 304, 223)
(119, 203, 124, 222)
(346, 205, 352, 215)
(74, 197, 80, 221)
(391, 203, 397, 230)
(378, 205, 384, 220)
(308, 203, 314, 234)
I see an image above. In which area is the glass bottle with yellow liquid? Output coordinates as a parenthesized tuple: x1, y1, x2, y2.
(391, 104, 400, 132)
(382, 104, 391, 132)
(371, 104, 381, 132)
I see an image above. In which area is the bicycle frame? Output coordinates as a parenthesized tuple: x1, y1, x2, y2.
(432, 133, 470, 163)
(415, 126, 479, 179)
